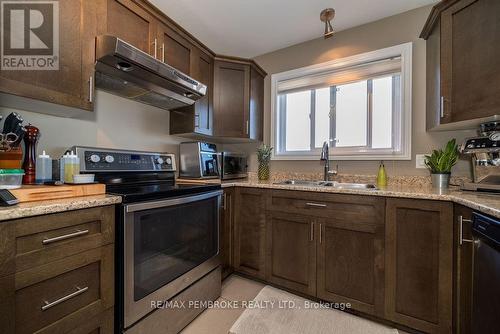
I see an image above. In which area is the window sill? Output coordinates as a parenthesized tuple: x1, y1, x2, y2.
(272, 153, 411, 161)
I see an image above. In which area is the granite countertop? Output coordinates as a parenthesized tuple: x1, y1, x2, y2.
(221, 179, 500, 219)
(0, 194, 122, 222)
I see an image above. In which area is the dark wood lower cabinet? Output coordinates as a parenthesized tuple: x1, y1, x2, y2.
(453, 205, 474, 334)
(265, 212, 316, 295)
(317, 197, 385, 317)
(233, 188, 267, 279)
(385, 198, 453, 334)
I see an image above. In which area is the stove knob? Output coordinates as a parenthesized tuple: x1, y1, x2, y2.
(89, 154, 100, 163)
(165, 157, 172, 165)
(155, 157, 164, 165)
(105, 155, 115, 163)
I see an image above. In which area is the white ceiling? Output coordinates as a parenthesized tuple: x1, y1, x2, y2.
(149, 0, 437, 58)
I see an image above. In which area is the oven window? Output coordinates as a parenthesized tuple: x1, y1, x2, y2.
(133, 195, 219, 301)
(224, 156, 246, 175)
(200, 153, 219, 177)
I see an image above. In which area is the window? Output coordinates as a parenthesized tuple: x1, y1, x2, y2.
(271, 43, 412, 160)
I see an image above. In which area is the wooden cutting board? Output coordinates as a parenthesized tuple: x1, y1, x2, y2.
(10, 183, 106, 203)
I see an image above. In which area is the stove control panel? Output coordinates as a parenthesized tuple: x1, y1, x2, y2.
(68, 146, 176, 172)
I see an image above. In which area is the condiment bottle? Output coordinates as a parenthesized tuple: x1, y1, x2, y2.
(35, 151, 52, 183)
(376, 161, 387, 187)
(63, 151, 80, 183)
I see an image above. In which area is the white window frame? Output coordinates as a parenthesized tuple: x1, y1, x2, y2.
(270, 42, 412, 161)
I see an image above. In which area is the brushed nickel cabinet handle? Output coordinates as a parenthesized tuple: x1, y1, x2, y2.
(310, 222, 314, 242)
(153, 38, 157, 59)
(246, 120, 249, 135)
(319, 223, 323, 244)
(458, 216, 473, 245)
(440, 96, 445, 118)
(161, 43, 165, 62)
(41, 286, 88, 311)
(42, 229, 89, 245)
(88, 76, 93, 103)
(306, 202, 327, 208)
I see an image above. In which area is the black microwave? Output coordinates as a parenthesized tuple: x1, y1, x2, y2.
(220, 152, 248, 180)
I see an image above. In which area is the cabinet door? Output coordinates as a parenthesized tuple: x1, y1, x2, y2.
(191, 50, 213, 135)
(317, 196, 385, 316)
(214, 61, 250, 138)
(441, 0, 500, 123)
(249, 67, 264, 141)
(453, 205, 473, 334)
(385, 199, 453, 333)
(265, 212, 316, 296)
(220, 189, 234, 280)
(106, 0, 157, 57)
(157, 23, 192, 74)
(233, 188, 266, 279)
(0, 0, 97, 111)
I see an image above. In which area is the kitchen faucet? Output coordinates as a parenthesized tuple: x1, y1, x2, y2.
(320, 141, 338, 181)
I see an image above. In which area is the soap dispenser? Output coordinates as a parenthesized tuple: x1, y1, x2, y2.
(377, 161, 387, 187)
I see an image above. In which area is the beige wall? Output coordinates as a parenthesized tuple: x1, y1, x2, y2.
(226, 5, 476, 178)
(0, 90, 184, 158)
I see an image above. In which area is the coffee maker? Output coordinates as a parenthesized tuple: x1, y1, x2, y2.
(460, 122, 500, 192)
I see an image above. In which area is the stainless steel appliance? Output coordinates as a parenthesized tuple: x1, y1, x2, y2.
(460, 122, 500, 192)
(69, 146, 222, 333)
(179, 142, 220, 179)
(220, 152, 248, 180)
(95, 35, 207, 110)
(471, 212, 500, 334)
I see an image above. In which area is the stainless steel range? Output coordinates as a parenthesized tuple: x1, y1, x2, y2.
(69, 146, 222, 333)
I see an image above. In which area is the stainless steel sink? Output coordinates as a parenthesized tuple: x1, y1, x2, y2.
(275, 180, 377, 190)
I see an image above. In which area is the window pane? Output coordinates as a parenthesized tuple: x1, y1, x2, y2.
(372, 76, 394, 149)
(335, 81, 367, 147)
(315, 87, 330, 148)
(285, 90, 311, 151)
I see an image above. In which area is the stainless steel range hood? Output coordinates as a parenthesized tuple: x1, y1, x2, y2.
(94, 35, 207, 110)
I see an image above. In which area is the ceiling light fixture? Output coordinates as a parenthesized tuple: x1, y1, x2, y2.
(320, 8, 335, 39)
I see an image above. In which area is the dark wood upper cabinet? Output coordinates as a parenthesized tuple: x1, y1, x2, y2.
(265, 212, 317, 296)
(0, 0, 98, 111)
(106, 0, 157, 57)
(233, 188, 267, 280)
(213, 60, 250, 138)
(385, 198, 453, 334)
(317, 195, 385, 317)
(249, 67, 265, 141)
(421, 0, 500, 130)
(157, 23, 192, 74)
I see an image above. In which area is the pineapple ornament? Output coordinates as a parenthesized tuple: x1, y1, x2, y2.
(257, 144, 273, 181)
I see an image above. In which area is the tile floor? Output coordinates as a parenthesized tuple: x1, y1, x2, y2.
(181, 275, 408, 334)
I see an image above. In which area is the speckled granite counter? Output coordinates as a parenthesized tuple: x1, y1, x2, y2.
(219, 180, 500, 219)
(0, 195, 122, 222)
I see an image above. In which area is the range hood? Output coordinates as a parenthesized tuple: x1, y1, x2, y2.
(94, 35, 207, 110)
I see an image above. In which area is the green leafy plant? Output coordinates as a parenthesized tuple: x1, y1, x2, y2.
(424, 139, 459, 174)
(257, 144, 273, 163)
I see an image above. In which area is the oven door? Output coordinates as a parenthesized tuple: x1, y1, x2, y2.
(123, 190, 222, 328)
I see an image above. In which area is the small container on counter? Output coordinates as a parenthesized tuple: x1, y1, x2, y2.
(0, 169, 25, 189)
(35, 151, 52, 183)
(63, 151, 80, 183)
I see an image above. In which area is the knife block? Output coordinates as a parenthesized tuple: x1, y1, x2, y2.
(0, 147, 23, 169)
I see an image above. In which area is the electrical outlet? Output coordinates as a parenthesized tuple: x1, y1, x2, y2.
(415, 154, 427, 169)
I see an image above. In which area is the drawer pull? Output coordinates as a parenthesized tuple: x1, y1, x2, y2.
(41, 286, 88, 311)
(42, 229, 89, 245)
(305, 202, 327, 208)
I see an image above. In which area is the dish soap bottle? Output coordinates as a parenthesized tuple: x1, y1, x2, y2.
(63, 151, 80, 183)
(377, 161, 387, 187)
(35, 151, 52, 184)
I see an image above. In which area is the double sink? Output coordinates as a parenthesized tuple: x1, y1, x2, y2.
(275, 180, 377, 190)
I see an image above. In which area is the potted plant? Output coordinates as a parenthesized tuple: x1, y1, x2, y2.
(424, 139, 459, 188)
(257, 144, 273, 181)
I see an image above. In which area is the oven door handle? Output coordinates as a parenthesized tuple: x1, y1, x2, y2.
(125, 190, 223, 213)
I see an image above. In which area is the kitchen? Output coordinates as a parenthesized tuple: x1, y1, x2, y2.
(0, 0, 499, 333)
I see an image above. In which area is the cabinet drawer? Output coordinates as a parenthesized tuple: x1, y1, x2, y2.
(14, 206, 114, 272)
(269, 190, 385, 223)
(13, 245, 114, 334)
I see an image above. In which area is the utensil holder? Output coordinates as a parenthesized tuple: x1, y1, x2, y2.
(0, 147, 23, 169)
